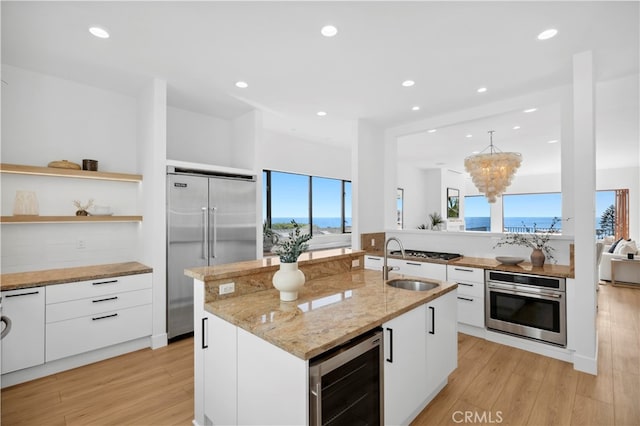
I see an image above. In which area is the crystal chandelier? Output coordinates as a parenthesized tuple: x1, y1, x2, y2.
(464, 131, 522, 203)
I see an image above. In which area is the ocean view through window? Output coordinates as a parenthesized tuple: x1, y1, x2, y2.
(263, 170, 352, 238)
(464, 190, 618, 234)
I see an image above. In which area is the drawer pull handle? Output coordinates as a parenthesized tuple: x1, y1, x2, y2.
(458, 296, 474, 302)
(458, 282, 473, 287)
(93, 296, 119, 303)
(92, 313, 118, 321)
(454, 268, 474, 272)
(406, 262, 422, 266)
(92, 279, 118, 286)
(5, 290, 40, 298)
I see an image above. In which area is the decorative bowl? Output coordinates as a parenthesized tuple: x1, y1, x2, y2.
(495, 256, 525, 265)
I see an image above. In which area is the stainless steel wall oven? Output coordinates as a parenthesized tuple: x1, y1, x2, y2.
(309, 328, 383, 426)
(485, 270, 566, 347)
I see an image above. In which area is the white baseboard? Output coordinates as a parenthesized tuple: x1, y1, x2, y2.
(484, 330, 573, 363)
(151, 332, 168, 349)
(1, 337, 151, 388)
(458, 323, 486, 338)
(573, 336, 598, 375)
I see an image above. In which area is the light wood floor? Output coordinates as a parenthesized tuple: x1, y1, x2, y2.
(2, 283, 639, 426)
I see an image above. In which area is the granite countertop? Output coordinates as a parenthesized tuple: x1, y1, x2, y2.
(0, 262, 153, 291)
(365, 252, 573, 278)
(204, 268, 457, 360)
(449, 257, 574, 278)
(186, 248, 362, 282)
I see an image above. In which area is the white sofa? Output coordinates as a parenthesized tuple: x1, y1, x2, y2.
(598, 239, 639, 282)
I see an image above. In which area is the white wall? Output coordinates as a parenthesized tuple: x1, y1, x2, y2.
(166, 106, 232, 166)
(1, 65, 140, 272)
(397, 165, 427, 229)
(260, 129, 351, 180)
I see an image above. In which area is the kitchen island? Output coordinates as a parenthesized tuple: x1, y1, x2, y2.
(186, 249, 458, 425)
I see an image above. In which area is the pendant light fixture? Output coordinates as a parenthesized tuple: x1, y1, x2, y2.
(464, 131, 522, 203)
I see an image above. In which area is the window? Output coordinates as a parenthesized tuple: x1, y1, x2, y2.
(464, 196, 491, 232)
(503, 193, 562, 232)
(264, 170, 351, 236)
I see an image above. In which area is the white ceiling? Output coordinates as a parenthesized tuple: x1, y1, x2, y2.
(2, 1, 638, 175)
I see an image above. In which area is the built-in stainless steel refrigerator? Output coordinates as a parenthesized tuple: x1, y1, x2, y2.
(167, 166, 257, 340)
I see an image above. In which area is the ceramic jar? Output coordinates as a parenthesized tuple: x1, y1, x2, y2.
(272, 262, 305, 301)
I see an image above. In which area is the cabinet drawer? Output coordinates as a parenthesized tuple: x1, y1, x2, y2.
(456, 295, 484, 328)
(454, 280, 484, 298)
(46, 273, 152, 304)
(46, 288, 152, 323)
(365, 256, 383, 271)
(401, 261, 446, 281)
(447, 266, 484, 284)
(46, 304, 152, 362)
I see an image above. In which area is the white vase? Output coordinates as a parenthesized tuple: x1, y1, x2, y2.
(272, 262, 305, 301)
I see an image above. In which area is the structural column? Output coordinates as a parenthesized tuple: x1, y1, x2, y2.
(571, 51, 598, 374)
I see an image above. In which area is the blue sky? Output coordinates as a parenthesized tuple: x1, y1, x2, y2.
(267, 172, 349, 219)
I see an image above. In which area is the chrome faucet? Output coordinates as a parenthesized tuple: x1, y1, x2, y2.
(383, 237, 406, 280)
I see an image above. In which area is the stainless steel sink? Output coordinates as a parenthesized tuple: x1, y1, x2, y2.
(386, 279, 439, 291)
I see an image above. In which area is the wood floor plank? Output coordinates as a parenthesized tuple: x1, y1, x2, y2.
(576, 341, 614, 404)
(526, 358, 579, 426)
(459, 345, 525, 410)
(571, 394, 615, 426)
(489, 372, 542, 425)
(612, 370, 640, 426)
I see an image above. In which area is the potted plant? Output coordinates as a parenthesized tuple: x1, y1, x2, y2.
(429, 212, 445, 231)
(272, 220, 312, 301)
(263, 221, 279, 252)
(493, 217, 563, 266)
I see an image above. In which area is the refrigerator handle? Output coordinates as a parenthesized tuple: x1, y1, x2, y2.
(210, 207, 217, 259)
(201, 207, 208, 259)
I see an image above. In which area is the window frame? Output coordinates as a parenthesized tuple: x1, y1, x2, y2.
(264, 169, 352, 236)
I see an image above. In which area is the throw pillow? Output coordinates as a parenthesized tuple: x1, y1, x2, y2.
(615, 240, 637, 255)
(608, 238, 624, 253)
(603, 236, 615, 245)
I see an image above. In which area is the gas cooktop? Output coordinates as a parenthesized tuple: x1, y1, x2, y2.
(390, 250, 462, 261)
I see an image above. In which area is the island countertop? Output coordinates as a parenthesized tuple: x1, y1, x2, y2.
(203, 268, 457, 360)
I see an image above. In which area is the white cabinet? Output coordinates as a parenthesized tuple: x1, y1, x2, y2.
(203, 311, 238, 426)
(45, 273, 152, 361)
(384, 290, 458, 425)
(388, 258, 447, 281)
(197, 299, 306, 426)
(364, 255, 383, 271)
(447, 266, 485, 329)
(384, 304, 428, 426)
(425, 290, 458, 393)
(1, 287, 45, 374)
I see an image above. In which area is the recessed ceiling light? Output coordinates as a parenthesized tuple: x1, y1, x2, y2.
(523, 108, 537, 113)
(513, 125, 521, 130)
(412, 106, 420, 111)
(547, 139, 559, 144)
(472, 151, 480, 154)
(537, 29, 558, 40)
(235, 81, 248, 88)
(427, 129, 437, 133)
(477, 87, 487, 93)
(317, 111, 327, 117)
(402, 80, 415, 87)
(89, 26, 110, 39)
(321, 25, 338, 37)
(466, 134, 473, 138)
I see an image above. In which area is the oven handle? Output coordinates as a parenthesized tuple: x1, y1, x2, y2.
(488, 282, 563, 299)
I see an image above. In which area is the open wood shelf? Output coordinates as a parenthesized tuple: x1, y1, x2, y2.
(1, 216, 143, 224)
(0, 163, 142, 182)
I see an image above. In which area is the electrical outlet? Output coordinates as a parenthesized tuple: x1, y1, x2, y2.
(77, 239, 86, 249)
(371, 239, 375, 246)
(219, 282, 235, 295)
(352, 259, 360, 268)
